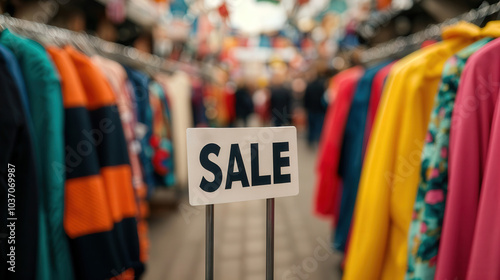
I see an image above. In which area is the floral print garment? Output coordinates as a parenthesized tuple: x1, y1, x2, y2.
(406, 37, 493, 280)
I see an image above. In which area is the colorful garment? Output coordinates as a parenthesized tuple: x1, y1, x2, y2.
(64, 46, 143, 279)
(149, 80, 175, 187)
(335, 61, 392, 253)
(343, 22, 486, 280)
(314, 66, 363, 219)
(467, 73, 500, 279)
(156, 72, 193, 187)
(363, 62, 395, 156)
(125, 67, 155, 193)
(406, 37, 494, 280)
(437, 36, 500, 280)
(92, 56, 150, 262)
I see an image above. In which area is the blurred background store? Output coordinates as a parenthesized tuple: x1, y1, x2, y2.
(2, 0, 500, 279)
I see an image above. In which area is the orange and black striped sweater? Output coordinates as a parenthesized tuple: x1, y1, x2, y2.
(48, 47, 142, 280)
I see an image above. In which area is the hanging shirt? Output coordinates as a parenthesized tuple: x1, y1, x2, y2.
(0, 29, 73, 280)
(0, 45, 39, 280)
(92, 55, 150, 263)
(437, 36, 500, 280)
(149, 80, 176, 187)
(335, 61, 392, 253)
(343, 22, 485, 280)
(406, 37, 495, 280)
(125, 67, 156, 194)
(156, 72, 193, 188)
(47, 47, 123, 280)
(92, 57, 144, 189)
(314, 66, 364, 219)
(64, 46, 143, 279)
(467, 75, 500, 279)
(363, 62, 395, 156)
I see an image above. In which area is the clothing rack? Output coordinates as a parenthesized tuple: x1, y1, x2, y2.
(0, 14, 201, 77)
(361, 1, 500, 63)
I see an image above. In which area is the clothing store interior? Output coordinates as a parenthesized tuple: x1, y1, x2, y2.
(2, 0, 500, 279)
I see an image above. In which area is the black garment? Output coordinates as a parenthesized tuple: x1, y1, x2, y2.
(0, 53, 38, 280)
(303, 78, 327, 113)
(235, 86, 254, 125)
(270, 85, 292, 126)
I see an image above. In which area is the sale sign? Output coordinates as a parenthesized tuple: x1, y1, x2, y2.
(186, 127, 299, 206)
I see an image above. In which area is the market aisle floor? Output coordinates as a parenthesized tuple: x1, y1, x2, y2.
(143, 137, 342, 280)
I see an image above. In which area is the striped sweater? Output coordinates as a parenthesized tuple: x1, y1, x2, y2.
(48, 47, 142, 280)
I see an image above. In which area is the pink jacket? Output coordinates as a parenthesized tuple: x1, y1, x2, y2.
(437, 37, 500, 280)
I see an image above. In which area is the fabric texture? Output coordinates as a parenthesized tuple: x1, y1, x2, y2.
(343, 22, 485, 280)
(467, 81, 500, 279)
(406, 37, 494, 280)
(0, 45, 39, 280)
(314, 66, 363, 219)
(436, 36, 500, 280)
(334, 61, 391, 253)
(0, 30, 73, 280)
(0, 45, 30, 115)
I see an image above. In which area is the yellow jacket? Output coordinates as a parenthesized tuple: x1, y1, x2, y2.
(343, 21, 500, 280)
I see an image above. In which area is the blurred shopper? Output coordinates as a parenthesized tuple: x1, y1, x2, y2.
(234, 80, 254, 126)
(269, 71, 292, 126)
(303, 69, 327, 146)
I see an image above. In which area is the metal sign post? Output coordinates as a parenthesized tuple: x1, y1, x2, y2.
(206, 204, 214, 280)
(266, 198, 275, 280)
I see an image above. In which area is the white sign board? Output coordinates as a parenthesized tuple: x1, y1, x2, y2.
(187, 127, 299, 206)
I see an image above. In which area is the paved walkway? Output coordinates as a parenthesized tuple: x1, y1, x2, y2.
(143, 137, 342, 280)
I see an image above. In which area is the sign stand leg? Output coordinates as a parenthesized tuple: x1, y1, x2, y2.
(206, 204, 214, 280)
(266, 198, 275, 280)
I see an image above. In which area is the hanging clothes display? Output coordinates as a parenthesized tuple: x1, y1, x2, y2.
(314, 17, 500, 280)
(0, 29, 74, 280)
(344, 22, 489, 280)
(0, 15, 193, 278)
(407, 34, 499, 280)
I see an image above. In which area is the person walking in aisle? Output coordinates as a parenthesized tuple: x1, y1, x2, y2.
(234, 79, 254, 127)
(303, 68, 327, 146)
(269, 71, 292, 126)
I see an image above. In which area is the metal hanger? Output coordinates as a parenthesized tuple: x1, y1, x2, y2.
(0, 14, 204, 77)
(362, 1, 500, 63)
